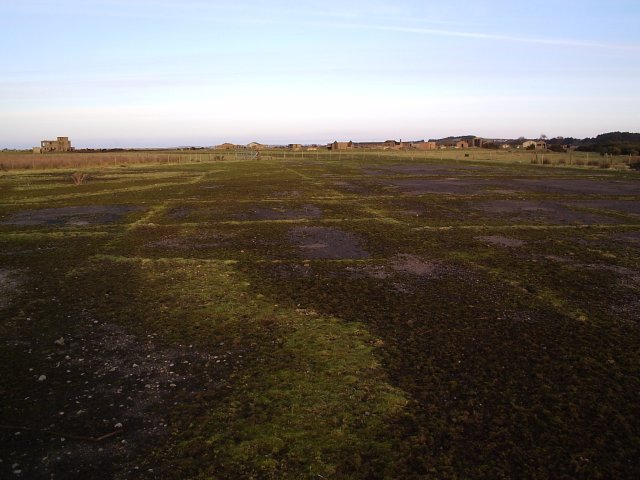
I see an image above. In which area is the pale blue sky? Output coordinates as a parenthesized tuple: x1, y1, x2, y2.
(1, 0, 639, 148)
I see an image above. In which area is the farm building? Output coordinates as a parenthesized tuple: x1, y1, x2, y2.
(247, 142, 265, 150)
(413, 141, 437, 150)
(33, 136, 73, 153)
(329, 141, 354, 150)
(217, 143, 237, 150)
(383, 140, 404, 150)
(522, 140, 547, 150)
(439, 140, 469, 149)
(289, 144, 303, 151)
(353, 141, 386, 149)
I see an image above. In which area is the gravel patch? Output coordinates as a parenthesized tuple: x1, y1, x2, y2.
(0, 268, 22, 309)
(0, 317, 243, 480)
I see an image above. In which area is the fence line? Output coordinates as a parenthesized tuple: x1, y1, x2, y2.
(0, 149, 636, 172)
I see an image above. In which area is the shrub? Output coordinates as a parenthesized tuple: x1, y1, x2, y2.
(71, 172, 89, 185)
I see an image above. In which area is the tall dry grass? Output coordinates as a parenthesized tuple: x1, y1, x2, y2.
(0, 148, 636, 171)
(0, 151, 227, 171)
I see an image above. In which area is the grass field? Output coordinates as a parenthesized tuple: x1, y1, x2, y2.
(0, 147, 636, 171)
(1, 153, 639, 479)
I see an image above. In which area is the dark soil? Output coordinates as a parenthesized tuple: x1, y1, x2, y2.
(386, 178, 492, 195)
(331, 181, 369, 194)
(362, 163, 487, 176)
(0, 268, 21, 309)
(476, 200, 618, 224)
(475, 235, 526, 248)
(1, 206, 143, 226)
(288, 226, 370, 259)
(510, 178, 640, 195)
(0, 316, 239, 480)
(145, 233, 235, 250)
(568, 199, 640, 216)
(237, 204, 322, 221)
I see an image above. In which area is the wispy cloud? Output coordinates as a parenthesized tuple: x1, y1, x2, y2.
(307, 21, 640, 51)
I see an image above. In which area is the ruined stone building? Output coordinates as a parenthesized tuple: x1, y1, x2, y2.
(328, 141, 354, 150)
(413, 141, 438, 150)
(33, 137, 73, 153)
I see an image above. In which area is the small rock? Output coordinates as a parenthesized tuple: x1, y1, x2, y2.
(53, 337, 65, 346)
(114, 423, 123, 429)
(37, 375, 47, 382)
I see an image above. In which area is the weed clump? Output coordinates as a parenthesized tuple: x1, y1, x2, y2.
(71, 171, 89, 185)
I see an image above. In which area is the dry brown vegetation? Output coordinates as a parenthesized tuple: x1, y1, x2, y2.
(0, 148, 636, 172)
(0, 151, 225, 171)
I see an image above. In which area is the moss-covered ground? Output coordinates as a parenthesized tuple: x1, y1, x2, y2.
(1, 156, 639, 479)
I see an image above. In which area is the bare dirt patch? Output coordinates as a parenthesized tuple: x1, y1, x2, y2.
(476, 235, 526, 248)
(476, 200, 618, 225)
(1, 206, 143, 226)
(237, 204, 322, 221)
(387, 178, 493, 195)
(146, 232, 235, 250)
(362, 164, 487, 176)
(332, 181, 369, 194)
(289, 226, 369, 259)
(568, 200, 640, 217)
(352, 254, 447, 280)
(510, 178, 640, 195)
(343, 255, 469, 293)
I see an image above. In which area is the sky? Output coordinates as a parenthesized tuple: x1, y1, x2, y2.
(1, 0, 639, 148)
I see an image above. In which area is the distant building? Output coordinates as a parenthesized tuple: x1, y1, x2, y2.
(247, 142, 265, 150)
(437, 139, 469, 149)
(353, 141, 385, 149)
(288, 144, 303, 151)
(217, 143, 237, 150)
(413, 141, 437, 150)
(471, 137, 484, 148)
(522, 140, 547, 150)
(383, 140, 403, 150)
(34, 136, 73, 153)
(328, 141, 353, 150)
